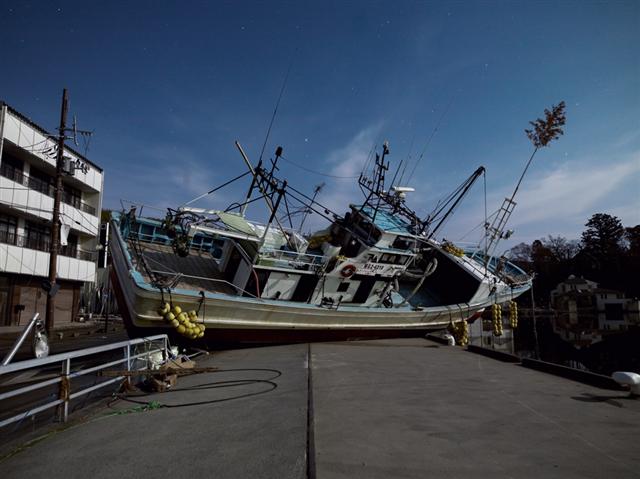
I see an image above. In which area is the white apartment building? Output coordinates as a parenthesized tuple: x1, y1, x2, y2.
(0, 102, 103, 328)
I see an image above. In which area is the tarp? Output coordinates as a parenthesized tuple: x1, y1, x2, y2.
(216, 211, 258, 237)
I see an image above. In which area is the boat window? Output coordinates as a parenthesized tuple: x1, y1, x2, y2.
(337, 282, 350, 293)
(379, 253, 405, 264)
(140, 224, 155, 239)
(392, 236, 412, 250)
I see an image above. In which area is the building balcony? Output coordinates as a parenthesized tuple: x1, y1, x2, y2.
(0, 164, 97, 215)
(0, 230, 96, 282)
(0, 230, 96, 262)
(0, 175, 100, 239)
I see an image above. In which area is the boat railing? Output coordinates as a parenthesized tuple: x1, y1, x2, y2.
(0, 334, 169, 428)
(149, 269, 264, 300)
(129, 230, 217, 254)
(462, 255, 491, 278)
(257, 247, 327, 271)
(464, 250, 531, 285)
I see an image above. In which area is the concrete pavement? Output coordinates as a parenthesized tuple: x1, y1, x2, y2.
(1, 338, 639, 478)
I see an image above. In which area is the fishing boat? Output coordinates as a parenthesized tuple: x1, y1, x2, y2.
(109, 140, 531, 345)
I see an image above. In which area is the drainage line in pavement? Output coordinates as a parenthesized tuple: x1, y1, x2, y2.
(306, 343, 316, 479)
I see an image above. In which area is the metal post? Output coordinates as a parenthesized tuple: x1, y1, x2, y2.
(103, 267, 111, 333)
(46, 88, 69, 333)
(125, 345, 131, 372)
(61, 358, 70, 422)
(1, 313, 40, 366)
(531, 284, 540, 359)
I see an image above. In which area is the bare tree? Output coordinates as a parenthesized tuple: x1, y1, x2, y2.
(510, 101, 567, 202)
(543, 235, 580, 262)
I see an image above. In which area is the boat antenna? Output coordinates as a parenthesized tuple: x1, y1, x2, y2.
(397, 134, 415, 186)
(298, 182, 324, 233)
(389, 159, 403, 189)
(258, 55, 295, 165)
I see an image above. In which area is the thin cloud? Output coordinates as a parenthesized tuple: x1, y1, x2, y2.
(510, 154, 640, 227)
(443, 151, 640, 244)
(311, 125, 383, 228)
(104, 142, 235, 211)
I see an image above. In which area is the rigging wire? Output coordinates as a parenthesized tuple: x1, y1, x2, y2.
(180, 170, 252, 208)
(258, 53, 296, 165)
(458, 210, 499, 242)
(408, 96, 455, 184)
(483, 170, 488, 255)
(279, 155, 359, 179)
(120, 199, 167, 213)
(360, 141, 378, 180)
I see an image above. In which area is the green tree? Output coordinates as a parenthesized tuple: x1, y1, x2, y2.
(581, 213, 625, 259)
(625, 225, 640, 257)
(101, 209, 113, 223)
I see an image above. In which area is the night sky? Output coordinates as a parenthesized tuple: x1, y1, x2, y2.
(1, 1, 638, 247)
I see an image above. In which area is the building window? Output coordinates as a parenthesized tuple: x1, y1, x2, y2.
(604, 303, 623, 322)
(0, 152, 24, 183)
(62, 184, 82, 209)
(0, 214, 17, 245)
(28, 167, 54, 197)
(61, 234, 78, 258)
(25, 222, 51, 252)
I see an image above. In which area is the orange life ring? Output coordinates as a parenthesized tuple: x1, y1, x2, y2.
(340, 264, 356, 278)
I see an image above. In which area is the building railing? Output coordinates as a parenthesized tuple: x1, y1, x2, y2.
(0, 164, 97, 216)
(0, 335, 170, 428)
(0, 230, 97, 261)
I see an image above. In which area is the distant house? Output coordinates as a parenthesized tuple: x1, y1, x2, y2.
(0, 102, 103, 328)
(550, 275, 639, 346)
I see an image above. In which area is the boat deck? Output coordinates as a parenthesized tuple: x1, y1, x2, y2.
(128, 241, 238, 295)
(2, 338, 638, 478)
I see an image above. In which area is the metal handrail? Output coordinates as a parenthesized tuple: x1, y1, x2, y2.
(258, 247, 327, 268)
(0, 334, 169, 428)
(149, 269, 263, 300)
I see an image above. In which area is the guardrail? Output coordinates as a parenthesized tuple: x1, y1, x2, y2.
(0, 334, 169, 429)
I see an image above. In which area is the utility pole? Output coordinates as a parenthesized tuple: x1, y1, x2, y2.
(45, 88, 69, 333)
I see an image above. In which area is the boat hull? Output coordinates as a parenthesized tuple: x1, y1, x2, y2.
(110, 221, 530, 346)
